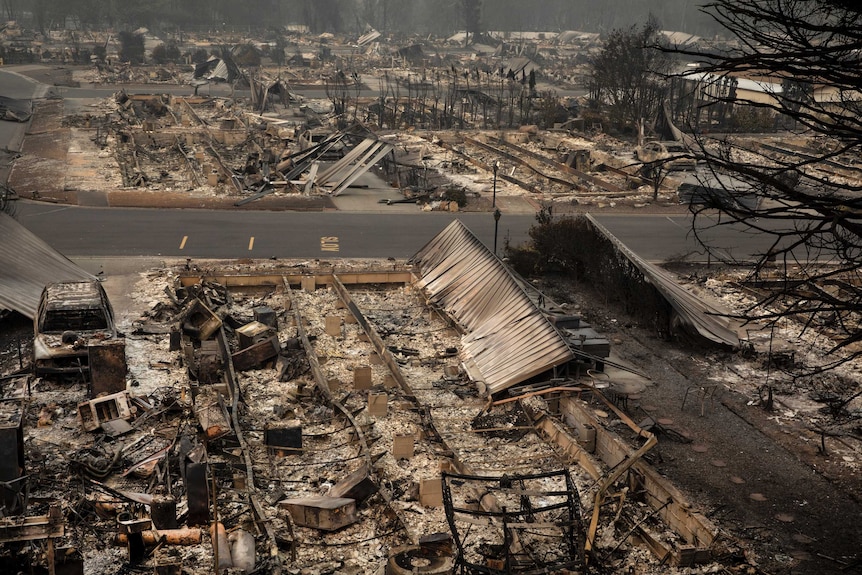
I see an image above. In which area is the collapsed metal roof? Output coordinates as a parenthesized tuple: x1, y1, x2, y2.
(357, 28, 381, 47)
(315, 137, 394, 196)
(0, 213, 97, 319)
(410, 220, 574, 395)
(585, 214, 741, 348)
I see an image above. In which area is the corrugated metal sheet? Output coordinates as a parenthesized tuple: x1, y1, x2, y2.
(586, 214, 741, 348)
(357, 29, 381, 46)
(315, 138, 394, 196)
(0, 212, 97, 319)
(410, 220, 573, 395)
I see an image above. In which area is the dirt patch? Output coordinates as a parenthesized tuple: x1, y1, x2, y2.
(27, 98, 65, 133)
(8, 99, 72, 200)
(9, 155, 74, 201)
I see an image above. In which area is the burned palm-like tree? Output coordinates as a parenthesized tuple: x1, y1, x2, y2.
(673, 1, 862, 371)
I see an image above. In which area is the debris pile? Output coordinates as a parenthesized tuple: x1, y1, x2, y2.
(0, 257, 763, 574)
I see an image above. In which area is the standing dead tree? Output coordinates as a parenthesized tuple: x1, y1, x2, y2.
(672, 0, 862, 371)
(588, 16, 674, 134)
(325, 69, 360, 127)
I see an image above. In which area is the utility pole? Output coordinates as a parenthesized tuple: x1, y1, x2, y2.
(492, 160, 499, 208)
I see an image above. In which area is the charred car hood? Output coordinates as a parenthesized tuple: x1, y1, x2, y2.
(33, 332, 114, 360)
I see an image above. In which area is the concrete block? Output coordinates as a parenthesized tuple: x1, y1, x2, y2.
(419, 478, 443, 508)
(353, 366, 372, 390)
(324, 316, 342, 337)
(393, 435, 415, 459)
(301, 276, 316, 292)
(368, 393, 387, 417)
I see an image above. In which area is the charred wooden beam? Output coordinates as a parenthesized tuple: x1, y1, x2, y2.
(0, 505, 64, 542)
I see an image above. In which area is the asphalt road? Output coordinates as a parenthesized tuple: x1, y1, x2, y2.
(14, 200, 776, 263)
(14, 201, 531, 259)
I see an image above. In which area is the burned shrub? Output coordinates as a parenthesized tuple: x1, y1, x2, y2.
(118, 31, 145, 65)
(506, 210, 677, 340)
(152, 41, 181, 65)
(441, 185, 467, 207)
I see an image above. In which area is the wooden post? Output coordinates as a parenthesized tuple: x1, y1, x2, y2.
(47, 537, 55, 575)
(211, 472, 218, 575)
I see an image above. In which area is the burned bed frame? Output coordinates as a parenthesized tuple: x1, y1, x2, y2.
(442, 468, 585, 574)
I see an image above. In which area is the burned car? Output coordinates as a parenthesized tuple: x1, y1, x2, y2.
(33, 280, 122, 375)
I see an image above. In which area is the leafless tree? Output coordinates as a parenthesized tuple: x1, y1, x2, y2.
(674, 0, 862, 371)
(640, 159, 674, 201)
(588, 16, 674, 133)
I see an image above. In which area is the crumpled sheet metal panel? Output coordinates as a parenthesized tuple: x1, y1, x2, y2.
(315, 138, 394, 196)
(410, 220, 573, 395)
(0, 213, 97, 319)
(585, 214, 741, 348)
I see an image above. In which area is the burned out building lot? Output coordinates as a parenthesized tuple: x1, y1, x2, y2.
(1, 11, 862, 575)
